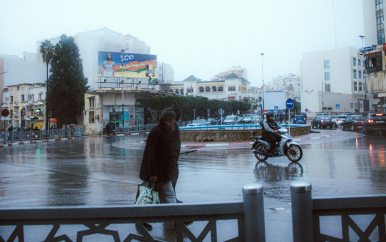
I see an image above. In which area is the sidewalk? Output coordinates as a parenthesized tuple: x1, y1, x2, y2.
(0, 137, 75, 148)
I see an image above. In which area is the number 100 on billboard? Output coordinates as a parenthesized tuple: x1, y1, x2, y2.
(98, 51, 157, 78)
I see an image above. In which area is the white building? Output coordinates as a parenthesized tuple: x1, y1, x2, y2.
(211, 66, 248, 81)
(36, 28, 151, 91)
(157, 62, 174, 83)
(362, 0, 383, 46)
(301, 46, 375, 116)
(272, 74, 301, 102)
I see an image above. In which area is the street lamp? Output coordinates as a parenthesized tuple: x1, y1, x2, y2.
(46, 47, 55, 130)
(359, 35, 365, 48)
(121, 49, 125, 128)
(261, 53, 264, 111)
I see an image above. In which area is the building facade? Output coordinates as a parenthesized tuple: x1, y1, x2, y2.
(272, 74, 301, 102)
(362, 0, 386, 113)
(2, 83, 46, 129)
(210, 66, 248, 81)
(301, 46, 375, 116)
(157, 62, 174, 83)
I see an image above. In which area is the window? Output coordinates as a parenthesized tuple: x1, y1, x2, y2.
(324, 60, 330, 69)
(350, 103, 354, 108)
(359, 71, 362, 79)
(21, 95, 24, 102)
(187, 88, 193, 93)
(218, 86, 223, 92)
(175, 89, 179, 94)
(10, 96, 13, 102)
(31, 94, 34, 101)
(212, 86, 217, 92)
(365, 52, 383, 73)
(354, 82, 357, 91)
(359, 82, 362, 91)
(354, 70, 357, 79)
(363, 71, 365, 78)
(353, 58, 356, 66)
(358, 59, 361, 66)
(199, 87, 204, 92)
(325, 72, 330, 81)
(205, 86, 210, 92)
(169, 89, 173, 93)
(89, 111, 94, 123)
(325, 84, 331, 92)
(360, 103, 363, 108)
(355, 103, 358, 108)
(228, 86, 235, 91)
(376, 0, 385, 44)
(39, 93, 43, 100)
(89, 98, 94, 108)
(180, 89, 184, 95)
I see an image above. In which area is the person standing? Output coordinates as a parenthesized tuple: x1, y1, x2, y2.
(169, 102, 182, 202)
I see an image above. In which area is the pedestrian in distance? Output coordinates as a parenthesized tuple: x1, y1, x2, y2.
(105, 123, 111, 135)
(138, 107, 193, 231)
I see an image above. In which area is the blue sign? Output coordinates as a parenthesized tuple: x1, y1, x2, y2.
(274, 106, 279, 110)
(218, 108, 224, 115)
(335, 104, 340, 109)
(269, 110, 274, 112)
(286, 98, 294, 109)
(364, 46, 375, 51)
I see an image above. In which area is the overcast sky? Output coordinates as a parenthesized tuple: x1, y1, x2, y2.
(0, 0, 365, 87)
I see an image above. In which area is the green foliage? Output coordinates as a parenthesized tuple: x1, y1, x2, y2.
(47, 34, 89, 126)
(149, 94, 252, 120)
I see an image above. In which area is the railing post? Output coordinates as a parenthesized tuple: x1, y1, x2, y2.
(290, 181, 313, 242)
(242, 183, 265, 242)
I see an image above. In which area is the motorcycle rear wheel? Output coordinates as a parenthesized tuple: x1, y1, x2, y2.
(286, 144, 303, 162)
(254, 143, 268, 161)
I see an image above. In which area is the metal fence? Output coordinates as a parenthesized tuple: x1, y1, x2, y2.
(115, 124, 157, 134)
(0, 181, 384, 241)
(179, 124, 308, 130)
(0, 127, 83, 144)
(0, 184, 264, 242)
(291, 181, 386, 242)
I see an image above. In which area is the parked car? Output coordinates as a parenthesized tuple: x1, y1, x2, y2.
(235, 116, 245, 124)
(206, 118, 218, 125)
(341, 115, 365, 131)
(311, 116, 334, 129)
(217, 117, 225, 124)
(223, 115, 238, 125)
(316, 113, 327, 117)
(330, 115, 347, 127)
(187, 119, 208, 127)
(342, 112, 354, 116)
(242, 115, 253, 124)
(363, 113, 386, 135)
(252, 115, 261, 124)
(294, 115, 307, 124)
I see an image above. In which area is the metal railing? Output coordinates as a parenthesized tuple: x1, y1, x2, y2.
(0, 184, 265, 242)
(115, 124, 157, 134)
(291, 181, 386, 242)
(179, 124, 308, 130)
(0, 128, 83, 144)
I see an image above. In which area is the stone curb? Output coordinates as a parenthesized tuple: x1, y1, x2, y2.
(180, 134, 335, 148)
(110, 132, 150, 137)
(0, 137, 75, 148)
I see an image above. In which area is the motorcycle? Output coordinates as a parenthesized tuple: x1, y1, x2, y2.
(251, 128, 303, 162)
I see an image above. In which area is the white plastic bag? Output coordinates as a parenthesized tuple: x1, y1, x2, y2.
(134, 182, 160, 205)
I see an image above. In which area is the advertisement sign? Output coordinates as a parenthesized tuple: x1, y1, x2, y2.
(98, 51, 157, 78)
(264, 91, 286, 110)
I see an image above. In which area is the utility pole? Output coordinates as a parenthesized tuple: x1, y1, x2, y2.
(322, 80, 324, 113)
(261, 53, 264, 111)
(121, 49, 125, 127)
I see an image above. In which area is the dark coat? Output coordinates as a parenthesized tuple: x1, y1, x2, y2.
(139, 120, 181, 182)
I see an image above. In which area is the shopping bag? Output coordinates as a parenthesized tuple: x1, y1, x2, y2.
(134, 182, 160, 205)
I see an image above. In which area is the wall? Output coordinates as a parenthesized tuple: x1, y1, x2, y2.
(180, 126, 310, 142)
(362, 0, 378, 47)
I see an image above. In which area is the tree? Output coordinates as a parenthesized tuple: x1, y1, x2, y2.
(47, 34, 89, 127)
(39, 40, 55, 129)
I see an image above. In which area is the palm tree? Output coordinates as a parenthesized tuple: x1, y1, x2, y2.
(39, 40, 54, 130)
(39, 40, 54, 81)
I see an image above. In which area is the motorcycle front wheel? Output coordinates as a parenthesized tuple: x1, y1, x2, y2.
(286, 144, 303, 162)
(254, 143, 268, 161)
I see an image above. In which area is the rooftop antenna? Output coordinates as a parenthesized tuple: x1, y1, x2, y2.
(333, 1, 337, 48)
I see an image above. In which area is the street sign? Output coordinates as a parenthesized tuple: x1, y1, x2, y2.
(207, 109, 211, 114)
(335, 104, 340, 109)
(269, 110, 274, 112)
(218, 108, 224, 115)
(305, 108, 308, 112)
(1, 117, 9, 121)
(286, 98, 294, 109)
(274, 106, 278, 110)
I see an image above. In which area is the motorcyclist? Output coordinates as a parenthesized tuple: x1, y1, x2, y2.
(262, 112, 283, 155)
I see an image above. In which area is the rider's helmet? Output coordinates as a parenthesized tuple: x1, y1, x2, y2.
(266, 112, 274, 119)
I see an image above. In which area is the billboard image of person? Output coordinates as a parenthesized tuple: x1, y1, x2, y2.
(98, 51, 157, 78)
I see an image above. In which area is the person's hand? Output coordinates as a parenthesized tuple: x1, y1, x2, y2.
(274, 130, 278, 133)
(150, 176, 157, 182)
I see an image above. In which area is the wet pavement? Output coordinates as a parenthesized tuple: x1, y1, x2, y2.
(0, 127, 385, 241)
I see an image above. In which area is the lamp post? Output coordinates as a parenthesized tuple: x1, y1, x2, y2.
(45, 47, 55, 130)
(120, 49, 125, 128)
(261, 53, 264, 111)
(359, 35, 366, 112)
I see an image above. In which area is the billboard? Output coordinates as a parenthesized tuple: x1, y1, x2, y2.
(264, 91, 286, 110)
(98, 51, 157, 78)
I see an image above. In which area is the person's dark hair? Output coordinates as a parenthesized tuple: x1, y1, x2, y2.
(267, 112, 274, 119)
(171, 102, 181, 121)
(106, 53, 112, 61)
(161, 108, 176, 121)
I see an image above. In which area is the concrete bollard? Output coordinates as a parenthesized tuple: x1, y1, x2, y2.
(242, 183, 265, 242)
(290, 181, 313, 242)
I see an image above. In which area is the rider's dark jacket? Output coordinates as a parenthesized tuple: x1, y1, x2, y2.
(262, 119, 282, 134)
